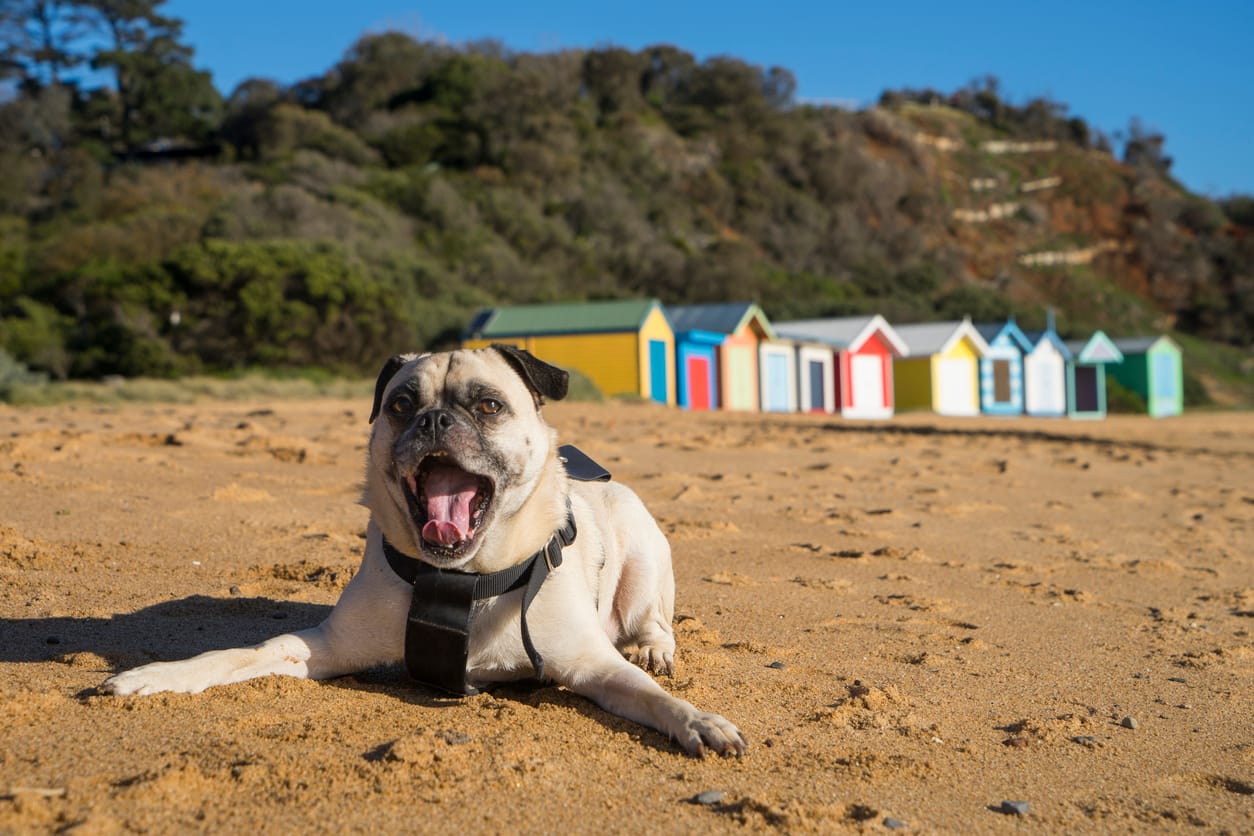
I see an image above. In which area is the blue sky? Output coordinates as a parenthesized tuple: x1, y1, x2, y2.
(165, 0, 1254, 197)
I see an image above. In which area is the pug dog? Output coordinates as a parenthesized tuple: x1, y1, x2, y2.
(103, 345, 746, 758)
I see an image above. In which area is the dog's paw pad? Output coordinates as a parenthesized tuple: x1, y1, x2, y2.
(630, 644, 675, 676)
(678, 712, 747, 758)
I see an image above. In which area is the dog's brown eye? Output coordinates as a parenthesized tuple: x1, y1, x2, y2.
(390, 394, 415, 415)
(477, 398, 503, 415)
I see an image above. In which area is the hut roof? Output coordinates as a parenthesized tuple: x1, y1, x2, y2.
(1112, 335, 1178, 355)
(466, 299, 665, 338)
(892, 318, 989, 357)
(665, 302, 775, 339)
(773, 315, 907, 355)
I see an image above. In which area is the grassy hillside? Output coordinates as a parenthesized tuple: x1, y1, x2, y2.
(1, 25, 1250, 404)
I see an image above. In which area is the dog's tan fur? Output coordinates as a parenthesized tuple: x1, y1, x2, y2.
(103, 347, 745, 757)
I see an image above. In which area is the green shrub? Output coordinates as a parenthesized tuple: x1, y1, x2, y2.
(262, 105, 381, 165)
(165, 238, 407, 372)
(562, 366, 604, 402)
(0, 297, 74, 379)
(934, 284, 1015, 322)
(0, 347, 47, 399)
(1182, 368, 1213, 408)
(1105, 376, 1147, 414)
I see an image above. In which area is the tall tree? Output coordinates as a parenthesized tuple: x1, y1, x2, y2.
(84, 0, 221, 150)
(581, 47, 645, 118)
(0, 0, 95, 88)
(1122, 117, 1173, 177)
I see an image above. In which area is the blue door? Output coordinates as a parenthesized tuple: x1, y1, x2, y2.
(808, 360, 825, 411)
(1150, 350, 1180, 416)
(648, 340, 668, 404)
(1152, 352, 1177, 398)
(765, 353, 789, 411)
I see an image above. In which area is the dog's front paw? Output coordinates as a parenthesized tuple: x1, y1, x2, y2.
(675, 711, 747, 758)
(629, 642, 675, 676)
(101, 662, 207, 696)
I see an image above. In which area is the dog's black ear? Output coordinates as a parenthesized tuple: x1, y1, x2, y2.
(369, 354, 411, 423)
(491, 343, 569, 404)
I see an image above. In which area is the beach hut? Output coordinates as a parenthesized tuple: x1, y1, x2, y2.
(758, 340, 798, 413)
(974, 319, 1033, 416)
(463, 299, 675, 405)
(1022, 324, 1072, 417)
(666, 302, 775, 411)
(891, 319, 989, 416)
(673, 329, 723, 410)
(1065, 331, 1123, 419)
(1110, 336, 1183, 418)
(795, 341, 837, 413)
(775, 315, 907, 419)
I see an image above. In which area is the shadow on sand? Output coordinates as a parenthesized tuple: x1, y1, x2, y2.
(7, 594, 686, 752)
(5, 594, 332, 671)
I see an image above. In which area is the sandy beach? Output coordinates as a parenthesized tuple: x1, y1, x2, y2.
(2, 397, 1251, 833)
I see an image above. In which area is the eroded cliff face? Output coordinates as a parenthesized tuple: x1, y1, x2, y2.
(887, 104, 1247, 342)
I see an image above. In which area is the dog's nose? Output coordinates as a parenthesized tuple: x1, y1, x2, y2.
(415, 409, 455, 437)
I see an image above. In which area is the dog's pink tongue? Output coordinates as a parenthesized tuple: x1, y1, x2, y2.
(421, 464, 479, 546)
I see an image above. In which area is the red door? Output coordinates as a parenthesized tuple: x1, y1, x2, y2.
(687, 356, 712, 410)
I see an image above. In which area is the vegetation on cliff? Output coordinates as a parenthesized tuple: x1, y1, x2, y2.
(1, 2, 1250, 403)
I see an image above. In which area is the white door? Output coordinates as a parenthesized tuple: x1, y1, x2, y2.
(1026, 350, 1066, 415)
(850, 353, 886, 416)
(936, 357, 977, 416)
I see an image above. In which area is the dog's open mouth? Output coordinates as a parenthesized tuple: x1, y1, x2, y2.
(403, 454, 495, 558)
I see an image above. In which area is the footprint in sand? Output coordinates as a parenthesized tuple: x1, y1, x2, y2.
(791, 576, 853, 592)
(211, 483, 273, 502)
(705, 571, 757, 586)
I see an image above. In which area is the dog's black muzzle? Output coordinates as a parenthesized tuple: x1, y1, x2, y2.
(414, 408, 456, 441)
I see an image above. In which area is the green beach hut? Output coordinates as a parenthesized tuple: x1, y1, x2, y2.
(1110, 336, 1183, 418)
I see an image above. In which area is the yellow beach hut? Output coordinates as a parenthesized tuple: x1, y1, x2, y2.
(891, 318, 990, 416)
(463, 299, 675, 405)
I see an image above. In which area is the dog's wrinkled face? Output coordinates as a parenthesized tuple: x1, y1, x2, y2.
(367, 347, 565, 568)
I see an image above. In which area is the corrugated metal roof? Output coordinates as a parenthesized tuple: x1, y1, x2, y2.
(1112, 336, 1177, 355)
(466, 299, 663, 338)
(893, 320, 989, 357)
(665, 302, 774, 338)
(775, 316, 873, 347)
(974, 323, 1002, 342)
(893, 322, 963, 355)
(974, 320, 1034, 352)
(775, 315, 907, 355)
(1023, 328, 1074, 360)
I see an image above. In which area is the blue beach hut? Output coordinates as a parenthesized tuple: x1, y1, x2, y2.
(673, 329, 724, 410)
(974, 319, 1032, 416)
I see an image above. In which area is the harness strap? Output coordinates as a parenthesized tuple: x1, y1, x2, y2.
(399, 562, 478, 695)
(381, 444, 604, 696)
(382, 506, 576, 695)
(516, 514, 576, 681)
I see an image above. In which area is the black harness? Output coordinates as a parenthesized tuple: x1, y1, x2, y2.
(382, 445, 610, 695)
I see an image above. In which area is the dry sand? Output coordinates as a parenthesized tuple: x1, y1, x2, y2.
(1, 398, 1251, 833)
